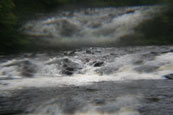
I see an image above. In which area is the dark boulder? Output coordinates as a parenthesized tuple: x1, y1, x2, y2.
(126, 9, 135, 14)
(20, 60, 37, 77)
(133, 60, 143, 65)
(93, 61, 104, 67)
(150, 51, 159, 55)
(93, 98, 105, 105)
(86, 50, 94, 54)
(61, 58, 82, 76)
(169, 49, 173, 52)
(62, 70, 73, 76)
(161, 49, 173, 54)
(164, 74, 173, 79)
(85, 87, 98, 92)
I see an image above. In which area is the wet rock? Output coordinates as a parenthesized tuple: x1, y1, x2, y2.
(3, 60, 37, 77)
(84, 58, 90, 63)
(150, 51, 160, 55)
(63, 58, 69, 63)
(108, 13, 115, 18)
(61, 58, 82, 76)
(20, 61, 37, 77)
(94, 61, 104, 67)
(160, 49, 173, 54)
(110, 53, 115, 55)
(62, 70, 73, 76)
(85, 87, 98, 92)
(86, 50, 93, 54)
(146, 97, 160, 103)
(169, 49, 173, 52)
(126, 9, 135, 14)
(164, 74, 173, 79)
(64, 50, 76, 56)
(133, 60, 143, 65)
(141, 53, 156, 61)
(65, 67, 74, 71)
(93, 98, 105, 105)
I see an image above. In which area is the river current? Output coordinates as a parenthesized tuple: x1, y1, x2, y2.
(0, 5, 173, 115)
(22, 5, 166, 47)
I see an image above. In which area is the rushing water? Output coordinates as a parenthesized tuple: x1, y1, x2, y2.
(0, 5, 173, 115)
(0, 46, 173, 115)
(22, 5, 166, 47)
(0, 46, 173, 89)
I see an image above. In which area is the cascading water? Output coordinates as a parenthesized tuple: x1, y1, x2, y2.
(0, 46, 173, 89)
(0, 5, 173, 115)
(22, 5, 165, 47)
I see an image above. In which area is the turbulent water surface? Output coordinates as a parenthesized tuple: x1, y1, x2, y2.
(22, 5, 166, 47)
(1, 46, 173, 115)
(0, 5, 173, 115)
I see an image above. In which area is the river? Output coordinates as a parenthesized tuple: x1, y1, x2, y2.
(0, 5, 173, 115)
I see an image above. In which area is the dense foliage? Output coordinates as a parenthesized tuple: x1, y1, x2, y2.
(0, 0, 172, 53)
(0, 0, 18, 53)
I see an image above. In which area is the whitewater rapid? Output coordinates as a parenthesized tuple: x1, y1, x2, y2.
(0, 46, 173, 90)
(0, 5, 173, 115)
(0, 46, 173, 115)
(22, 5, 166, 47)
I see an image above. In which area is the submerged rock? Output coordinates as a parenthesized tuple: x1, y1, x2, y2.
(95, 66, 119, 75)
(3, 60, 37, 78)
(134, 65, 159, 73)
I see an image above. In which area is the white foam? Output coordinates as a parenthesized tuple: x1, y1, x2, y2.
(0, 47, 173, 90)
(22, 5, 165, 46)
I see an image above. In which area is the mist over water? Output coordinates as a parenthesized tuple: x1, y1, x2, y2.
(23, 5, 165, 47)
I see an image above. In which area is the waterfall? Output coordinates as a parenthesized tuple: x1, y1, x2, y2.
(22, 5, 165, 47)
